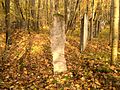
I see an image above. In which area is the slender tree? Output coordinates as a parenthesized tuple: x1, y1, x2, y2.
(80, 0, 89, 52)
(64, 0, 68, 31)
(46, 0, 49, 24)
(119, 0, 120, 40)
(111, 0, 119, 64)
(89, 0, 94, 40)
(67, 0, 80, 33)
(37, 0, 41, 31)
(14, 0, 25, 28)
(5, 0, 11, 46)
(109, 0, 113, 44)
(94, 1, 101, 38)
(49, 0, 53, 24)
(2, 0, 11, 62)
(30, 0, 37, 31)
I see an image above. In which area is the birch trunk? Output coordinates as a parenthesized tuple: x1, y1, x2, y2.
(51, 15, 67, 73)
(83, 13, 88, 51)
(80, 13, 88, 52)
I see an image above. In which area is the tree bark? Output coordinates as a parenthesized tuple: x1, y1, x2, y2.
(30, 0, 37, 31)
(37, 0, 41, 31)
(67, 0, 80, 33)
(80, 13, 88, 52)
(80, 17, 84, 52)
(50, 0, 53, 24)
(14, 0, 25, 28)
(5, 0, 11, 45)
(89, 0, 94, 40)
(51, 0, 67, 73)
(64, 0, 68, 31)
(46, 0, 49, 24)
(94, 19, 99, 38)
(109, 0, 113, 44)
(111, 0, 119, 64)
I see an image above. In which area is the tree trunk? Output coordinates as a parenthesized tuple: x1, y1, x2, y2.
(94, 19, 99, 38)
(89, 0, 94, 40)
(111, 0, 119, 64)
(5, 0, 11, 46)
(97, 20, 100, 37)
(54, 0, 59, 12)
(64, 0, 68, 31)
(80, 17, 84, 52)
(37, 0, 41, 31)
(14, 0, 25, 28)
(119, 0, 120, 40)
(50, 0, 53, 24)
(80, 13, 88, 52)
(66, 0, 80, 33)
(27, 0, 31, 31)
(46, 0, 49, 24)
(109, 0, 113, 45)
(30, 0, 37, 31)
(51, 0, 67, 73)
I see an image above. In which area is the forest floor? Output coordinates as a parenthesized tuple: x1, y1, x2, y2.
(0, 27, 120, 90)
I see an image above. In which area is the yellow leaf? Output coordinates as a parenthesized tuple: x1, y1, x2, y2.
(88, 88, 90, 90)
(81, 77, 85, 81)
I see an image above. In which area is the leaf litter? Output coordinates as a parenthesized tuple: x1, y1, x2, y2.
(0, 29, 120, 90)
